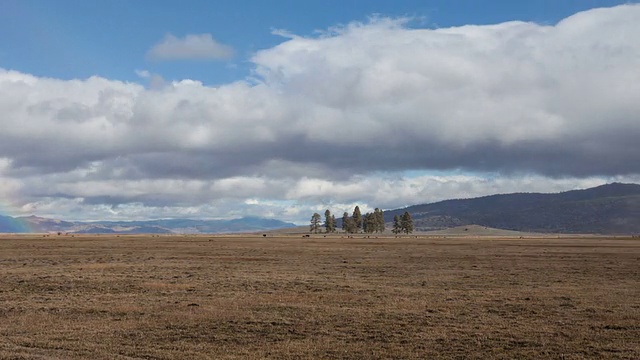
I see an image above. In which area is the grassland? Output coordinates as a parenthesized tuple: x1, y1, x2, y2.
(0, 234, 638, 359)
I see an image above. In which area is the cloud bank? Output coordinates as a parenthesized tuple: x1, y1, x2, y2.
(1, 5, 639, 221)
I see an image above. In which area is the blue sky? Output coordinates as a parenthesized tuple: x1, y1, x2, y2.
(0, 1, 639, 222)
(1, 0, 635, 85)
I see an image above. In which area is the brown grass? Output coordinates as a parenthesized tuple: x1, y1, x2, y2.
(0, 234, 638, 359)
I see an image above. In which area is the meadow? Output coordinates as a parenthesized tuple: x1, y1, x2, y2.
(0, 234, 638, 359)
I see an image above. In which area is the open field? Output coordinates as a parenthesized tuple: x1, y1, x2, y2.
(0, 234, 639, 359)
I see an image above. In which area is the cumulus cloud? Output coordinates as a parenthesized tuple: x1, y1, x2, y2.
(1, 4, 640, 221)
(147, 33, 234, 61)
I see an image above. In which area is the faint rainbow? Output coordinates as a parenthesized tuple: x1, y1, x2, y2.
(0, 210, 34, 233)
(0, 183, 36, 233)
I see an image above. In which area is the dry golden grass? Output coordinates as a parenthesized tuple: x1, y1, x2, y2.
(0, 234, 638, 359)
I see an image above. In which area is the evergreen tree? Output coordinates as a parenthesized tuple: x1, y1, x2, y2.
(345, 217, 357, 233)
(362, 213, 369, 233)
(342, 211, 357, 234)
(352, 206, 362, 233)
(324, 209, 335, 233)
(374, 208, 385, 233)
(330, 214, 336, 233)
(342, 212, 350, 233)
(392, 215, 402, 234)
(400, 211, 414, 234)
(310, 213, 321, 234)
(363, 213, 377, 234)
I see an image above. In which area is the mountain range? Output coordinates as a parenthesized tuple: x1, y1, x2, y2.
(1, 183, 638, 234)
(0, 216, 297, 234)
(384, 182, 640, 234)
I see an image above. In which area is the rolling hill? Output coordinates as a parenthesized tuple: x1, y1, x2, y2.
(385, 183, 640, 234)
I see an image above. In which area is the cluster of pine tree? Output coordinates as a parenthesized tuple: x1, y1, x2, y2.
(362, 208, 385, 233)
(341, 206, 385, 233)
(309, 210, 337, 233)
(310, 206, 388, 234)
(392, 212, 414, 234)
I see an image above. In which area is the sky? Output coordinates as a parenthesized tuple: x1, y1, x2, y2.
(0, 0, 639, 223)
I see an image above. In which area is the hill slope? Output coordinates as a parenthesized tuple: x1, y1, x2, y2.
(385, 183, 640, 234)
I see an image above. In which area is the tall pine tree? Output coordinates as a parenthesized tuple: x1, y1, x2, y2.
(352, 206, 362, 233)
(310, 213, 321, 233)
(324, 209, 335, 233)
(342, 212, 356, 234)
(374, 208, 385, 233)
(363, 213, 377, 234)
(392, 215, 402, 234)
(400, 211, 414, 234)
(342, 212, 349, 233)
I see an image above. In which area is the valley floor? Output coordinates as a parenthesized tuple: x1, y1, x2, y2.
(0, 234, 638, 359)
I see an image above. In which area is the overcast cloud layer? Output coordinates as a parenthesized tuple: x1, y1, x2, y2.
(1, 5, 639, 221)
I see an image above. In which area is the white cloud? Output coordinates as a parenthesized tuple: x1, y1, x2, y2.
(9, 171, 640, 222)
(0, 5, 640, 221)
(147, 33, 234, 61)
(135, 69, 150, 78)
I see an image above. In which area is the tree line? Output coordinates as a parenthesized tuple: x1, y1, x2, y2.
(310, 206, 413, 234)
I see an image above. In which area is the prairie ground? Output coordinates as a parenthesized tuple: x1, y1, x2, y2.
(0, 234, 638, 359)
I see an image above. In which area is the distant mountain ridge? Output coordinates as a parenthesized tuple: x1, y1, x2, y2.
(2, 183, 639, 235)
(385, 183, 640, 234)
(0, 216, 297, 234)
